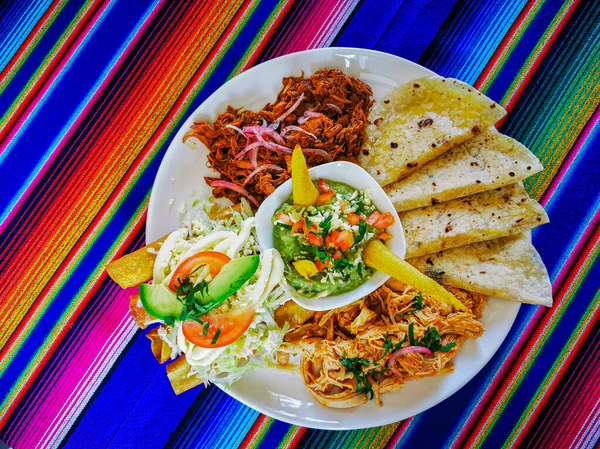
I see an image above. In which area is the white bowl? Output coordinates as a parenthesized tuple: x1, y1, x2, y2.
(255, 161, 406, 311)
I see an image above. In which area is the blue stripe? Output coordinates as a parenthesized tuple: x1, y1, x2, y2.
(0, 0, 54, 72)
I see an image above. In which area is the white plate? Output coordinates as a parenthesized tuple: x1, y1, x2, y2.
(147, 47, 520, 430)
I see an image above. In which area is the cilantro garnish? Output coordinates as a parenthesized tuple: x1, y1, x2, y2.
(278, 223, 292, 230)
(412, 292, 424, 310)
(340, 356, 376, 399)
(354, 220, 368, 246)
(317, 215, 333, 237)
(406, 323, 455, 352)
(211, 329, 222, 345)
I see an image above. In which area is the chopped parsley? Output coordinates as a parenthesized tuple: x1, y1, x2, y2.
(317, 215, 333, 237)
(340, 356, 376, 399)
(407, 323, 455, 352)
(354, 220, 368, 246)
(211, 329, 222, 345)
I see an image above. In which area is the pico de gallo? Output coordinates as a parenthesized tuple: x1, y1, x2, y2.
(272, 178, 395, 297)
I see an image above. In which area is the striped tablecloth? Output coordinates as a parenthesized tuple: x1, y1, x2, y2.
(1, 1, 599, 448)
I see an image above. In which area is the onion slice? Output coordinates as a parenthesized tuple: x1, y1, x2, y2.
(302, 148, 332, 161)
(235, 141, 263, 160)
(249, 145, 259, 169)
(388, 346, 433, 378)
(326, 103, 343, 114)
(225, 124, 247, 140)
(242, 126, 285, 144)
(269, 93, 305, 130)
(209, 180, 259, 207)
(280, 125, 317, 140)
(243, 164, 284, 186)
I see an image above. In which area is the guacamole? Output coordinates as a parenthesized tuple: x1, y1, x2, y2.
(272, 179, 395, 297)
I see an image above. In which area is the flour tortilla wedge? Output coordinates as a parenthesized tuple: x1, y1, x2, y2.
(401, 183, 549, 258)
(385, 127, 543, 211)
(407, 234, 552, 306)
(359, 76, 506, 186)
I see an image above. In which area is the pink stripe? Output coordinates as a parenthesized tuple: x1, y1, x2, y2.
(0, 0, 112, 154)
(0, 0, 165, 234)
(385, 419, 413, 448)
(540, 106, 600, 207)
(38, 315, 137, 448)
(7, 290, 132, 448)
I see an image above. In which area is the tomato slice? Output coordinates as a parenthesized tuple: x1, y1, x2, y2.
(169, 251, 231, 292)
(291, 218, 307, 234)
(347, 213, 363, 225)
(373, 212, 395, 229)
(318, 178, 332, 192)
(276, 212, 292, 225)
(335, 230, 354, 251)
(377, 231, 393, 241)
(182, 307, 255, 348)
(316, 191, 336, 205)
(314, 258, 330, 272)
(366, 211, 382, 226)
(307, 232, 324, 247)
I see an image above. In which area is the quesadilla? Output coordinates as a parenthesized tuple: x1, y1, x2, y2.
(385, 127, 543, 211)
(407, 233, 553, 306)
(401, 183, 549, 258)
(358, 76, 506, 186)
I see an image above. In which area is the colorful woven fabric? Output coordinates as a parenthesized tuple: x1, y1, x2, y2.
(1, 0, 599, 447)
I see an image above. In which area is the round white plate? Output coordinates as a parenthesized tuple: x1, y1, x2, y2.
(147, 47, 520, 430)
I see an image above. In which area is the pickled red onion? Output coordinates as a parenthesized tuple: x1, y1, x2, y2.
(388, 346, 433, 378)
(235, 141, 263, 160)
(326, 103, 343, 114)
(302, 148, 332, 161)
(209, 180, 259, 207)
(242, 126, 285, 144)
(269, 93, 305, 130)
(242, 164, 284, 186)
(225, 124, 247, 140)
(280, 125, 317, 139)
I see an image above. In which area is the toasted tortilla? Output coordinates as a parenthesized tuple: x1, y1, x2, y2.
(407, 234, 552, 306)
(401, 183, 549, 258)
(166, 356, 203, 395)
(358, 76, 506, 186)
(385, 127, 543, 211)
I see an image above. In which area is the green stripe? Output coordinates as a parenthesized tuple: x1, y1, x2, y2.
(470, 239, 600, 446)
(503, 289, 600, 448)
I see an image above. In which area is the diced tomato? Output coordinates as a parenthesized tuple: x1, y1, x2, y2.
(307, 233, 324, 247)
(366, 211, 382, 226)
(333, 250, 343, 260)
(182, 307, 255, 348)
(316, 191, 336, 205)
(318, 178, 332, 192)
(328, 230, 354, 251)
(347, 213, 363, 225)
(377, 231, 393, 241)
(315, 258, 331, 272)
(291, 219, 306, 234)
(373, 212, 395, 229)
(276, 212, 292, 225)
(169, 251, 231, 292)
(326, 230, 339, 247)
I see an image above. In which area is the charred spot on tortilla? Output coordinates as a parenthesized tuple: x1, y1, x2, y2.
(418, 118, 433, 128)
(390, 142, 398, 148)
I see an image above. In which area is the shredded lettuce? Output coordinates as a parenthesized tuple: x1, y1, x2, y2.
(156, 198, 290, 387)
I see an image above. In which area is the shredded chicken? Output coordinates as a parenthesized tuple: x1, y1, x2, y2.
(280, 282, 486, 407)
(186, 69, 373, 205)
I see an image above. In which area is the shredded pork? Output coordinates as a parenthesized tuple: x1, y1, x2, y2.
(279, 282, 486, 407)
(186, 69, 373, 205)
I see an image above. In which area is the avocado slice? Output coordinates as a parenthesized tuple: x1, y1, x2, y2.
(195, 255, 260, 306)
(139, 283, 183, 320)
(139, 255, 260, 320)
